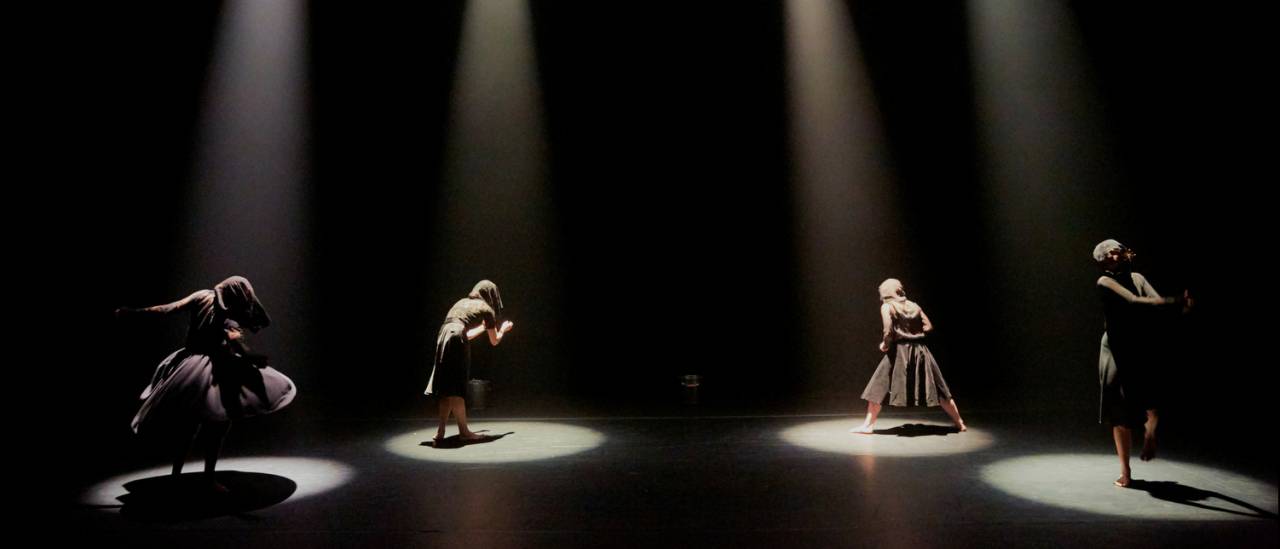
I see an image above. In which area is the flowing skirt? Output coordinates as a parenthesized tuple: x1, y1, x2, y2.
(860, 341, 953, 407)
(132, 348, 296, 435)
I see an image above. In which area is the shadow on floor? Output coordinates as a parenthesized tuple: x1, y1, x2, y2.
(1127, 480, 1278, 519)
(421, 430, 515, 449)
(874, 423, 962, 437)
(116, 471, 297, 522)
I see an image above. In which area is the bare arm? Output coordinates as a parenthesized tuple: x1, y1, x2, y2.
(1131, 273, 1162, 299)
(466, 320, 515, 344)
(117, 291, 203, 317)
(1133, 272, 1194, 313)
(1097, 277, 1174, 306)
(486, 320, 514, 345)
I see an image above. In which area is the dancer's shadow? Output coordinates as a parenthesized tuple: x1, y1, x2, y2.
(874, 423, 961, 437)
(1127, 480, 1278, 519)
(422, 430, 514, 449)
(116, 471, 297, 522)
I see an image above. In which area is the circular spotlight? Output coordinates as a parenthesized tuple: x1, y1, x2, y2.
(982, 454, 1278, 520)
(81, 457, 355, 508)
(385, 421, 605, 463)
(780, 418, 995, 457)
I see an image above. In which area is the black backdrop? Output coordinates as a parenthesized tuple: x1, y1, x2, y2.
(34, 2, 1269, 475)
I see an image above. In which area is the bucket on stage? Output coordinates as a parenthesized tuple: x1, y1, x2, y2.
(681, 374, 701, 406)
(467, 379, 491, 410)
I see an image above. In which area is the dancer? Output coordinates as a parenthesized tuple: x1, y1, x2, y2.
(425, 280, 514, 444)
(117, 276, 296, 491)
(1093, 239, 1190, 487)
(851, 278, 966, 434)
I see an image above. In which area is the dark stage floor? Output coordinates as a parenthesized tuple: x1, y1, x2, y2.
(67, 410, 1277, 548)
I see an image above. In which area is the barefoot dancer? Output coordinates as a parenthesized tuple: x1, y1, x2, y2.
(852, 279, 966, 434)
(425, 280, 514, 444)
(118, 276, 296, 491)
(1093, 240, 1191, 487)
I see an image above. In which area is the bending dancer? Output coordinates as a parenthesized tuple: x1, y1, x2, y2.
(1093, 239, 1190, 487)
(117, 276, 296, 491)
(852, 278, 966, 434)
(425, 280, 514, 444)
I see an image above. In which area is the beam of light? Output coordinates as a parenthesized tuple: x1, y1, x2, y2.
(384, 421, 605, 463)
(785, 0, 908, 395)
(431, 0, 561, 394)
(780, 418, 994, 457)
(967, 1, 1120, 377)
(982, 454, 1278, 520)
(80, 457, 355, 508)
(434, 1, 558, 308)
(180, 0, 311, 370)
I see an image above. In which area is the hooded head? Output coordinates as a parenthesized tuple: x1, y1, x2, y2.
(214, 276, 271, 332)
(469, 280, 503, 320)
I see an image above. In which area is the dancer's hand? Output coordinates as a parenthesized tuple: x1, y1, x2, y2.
(500, 320, 514, 334)
(878, 341, 888, 353)
(114, 306, 135, 319)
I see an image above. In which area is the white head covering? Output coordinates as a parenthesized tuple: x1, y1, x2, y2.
(1092, 239, 1124, 263)
(878, 278, 905, 302)
(878, 278, 921, 316)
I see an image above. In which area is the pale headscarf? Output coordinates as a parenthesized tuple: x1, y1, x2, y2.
(1092, 239, 1124, 263)
(878, 278, 921, 316)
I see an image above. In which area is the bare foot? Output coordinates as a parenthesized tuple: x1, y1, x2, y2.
(1140, 434, 1157, 461)
(460, 432, 487, 441)
(1114, 476, 1131, 488)
(849, 424, 874, 434)
(955, 422, 968, 432)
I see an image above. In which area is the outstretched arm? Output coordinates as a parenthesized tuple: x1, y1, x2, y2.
(1097, 277, 1175, 306)
(1131, 273, 1162, 300)
(116, 291, 203, 318)
(1132, 273, 1194, 313)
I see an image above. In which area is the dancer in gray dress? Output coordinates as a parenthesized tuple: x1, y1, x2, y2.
(425, 280, 514, 443)
(117, 276, 295, 489)
(851, 279, 966, 434)
(1093, 239, 1191, 487)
